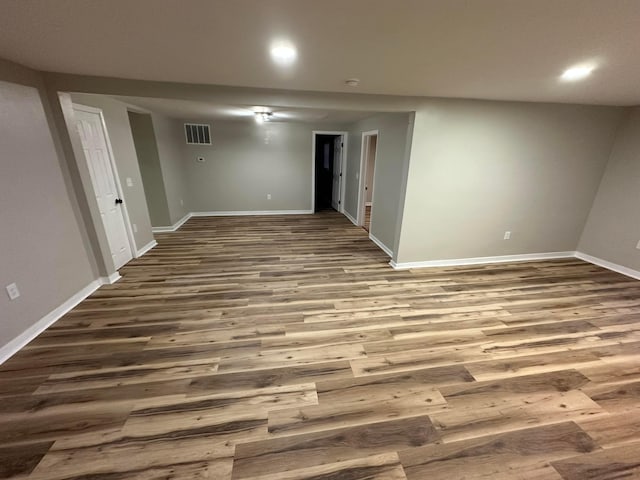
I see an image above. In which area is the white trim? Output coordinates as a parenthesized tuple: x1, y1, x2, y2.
(152, 213, 192, 233)
(0, 279, 103, 364)
(369, 233, 393, 257)
(100, 272, 122, 284)
(136, 240, 158, 257)
(343, 209, 358, 226)
(575, 252, 640, 280)
(191, 210, 313, 217)
(357, 130, 379, 226)
(390, 251, 576, 270)
(312, 131, 348, 213)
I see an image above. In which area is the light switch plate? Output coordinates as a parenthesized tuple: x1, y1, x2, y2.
(126, 177, 133, 187)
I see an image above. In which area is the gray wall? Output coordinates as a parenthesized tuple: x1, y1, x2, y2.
(344, 113, 413, 253)
(396, 100, 624, 263)
(69, 93, 155, 250)
(184, 120, 319, 213)
(129, 111, 172, 227)
(0, 65, 96, 351)
(579, 107, 640, 271)
(151, 113, 190, 223)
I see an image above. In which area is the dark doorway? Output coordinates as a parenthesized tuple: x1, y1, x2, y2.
(314, 134, 342, 212)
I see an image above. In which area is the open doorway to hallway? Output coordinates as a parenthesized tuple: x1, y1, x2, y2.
(313, 132, 346, 213)
(359, 131, 378, 232)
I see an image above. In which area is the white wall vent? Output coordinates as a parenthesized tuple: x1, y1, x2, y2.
(184, 123, 211, 145)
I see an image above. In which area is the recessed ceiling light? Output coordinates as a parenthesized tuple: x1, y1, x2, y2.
(345, 78, 360, 87)
(270, 42, 297, 66)
(561, 64, 596, 82)
(254, 111, 272, 124)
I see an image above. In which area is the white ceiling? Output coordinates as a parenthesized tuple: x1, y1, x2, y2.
(1, 0, 640, 105)
(113, 95, 376, 123)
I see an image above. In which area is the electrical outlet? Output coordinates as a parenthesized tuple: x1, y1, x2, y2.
(6, 283, 20, 300)
(126, 177, 133, 187)
(180, 199, 184, 206)
(132, 223, 138, 233)
(504, 231, 511, 240)
(267, 194, 272, 200)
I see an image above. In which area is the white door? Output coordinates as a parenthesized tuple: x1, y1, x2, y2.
(73, 106, 133, 270)
(331, 136, 342, 211)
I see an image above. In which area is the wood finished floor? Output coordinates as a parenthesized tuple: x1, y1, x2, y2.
(1, 211, 640, 479)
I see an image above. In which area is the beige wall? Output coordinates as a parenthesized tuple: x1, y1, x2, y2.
(0, 65, 96, 352)
(151, 114, 190, 223)
(128, 111, 172, 227)
(69, 93, 155, 250)
(185, 120, 323, 213)
(396, 100, 624, 264)
(579, 107, 640, 271)
(344, 113, 413, 253)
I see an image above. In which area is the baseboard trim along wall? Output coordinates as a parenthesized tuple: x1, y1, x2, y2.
(151, 213, 192, 233)
(0, 277, 110, 365)
(343, 210, 358, 226)
(136, 240, 158, 257)
(575, 251, 640, 280)
(390, 251, 576, 270)
(191, 210, 313, 217)
(369, 233, 393, 257)
(0, 240, 164, 364)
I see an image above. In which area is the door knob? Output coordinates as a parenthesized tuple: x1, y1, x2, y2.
(115, 198, 123, 204)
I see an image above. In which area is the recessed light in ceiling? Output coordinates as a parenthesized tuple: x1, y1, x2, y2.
(345, 78, 360, 87)
(255, 111, 272, 124)
(270, 42, 297, 66)
(560, 64, 596, 82)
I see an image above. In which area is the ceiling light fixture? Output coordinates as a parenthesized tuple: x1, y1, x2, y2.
(270, 42, 297, 66)
(561, 64, 596, 82)
(255, 111, 273, 124)
(345, 78, 360, 87)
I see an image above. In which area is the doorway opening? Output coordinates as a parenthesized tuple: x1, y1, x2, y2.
(73, 104, 136, 270)
(358, 131, 378, 232)
(312, 131, 346, 213)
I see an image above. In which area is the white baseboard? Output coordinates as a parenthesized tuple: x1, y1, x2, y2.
(369, 233, 393, 257)
(191, 210, 313, 217)
(343, 210, 358, 226)
(152, 213, 192, 233)
(390, 251, 576, 270)
(0, 279, 104, 365)
(101, 272, 121, 284)
(575, 251, 640, 280)
(136, 240, 157, 257)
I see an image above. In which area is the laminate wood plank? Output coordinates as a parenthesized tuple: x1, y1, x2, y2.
(0, 406, 130, 446)
(186, 361, 353, 395)
(232, 415, 439, 479)
(234, 452, 407, 480)
(0, 442, 52, 479)
(33, 358, 220, 394)
(268, 366, 464, 435)
(399, 422, 597, 480)
(577, 413, 640, 448)
(551, 442, 640, 480)
(465, 349, 603, 381)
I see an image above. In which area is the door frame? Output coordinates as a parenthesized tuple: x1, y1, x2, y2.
(357, 130, 379, 227)
(72, 103, 138, 263)
(311, 131, 348, 213)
